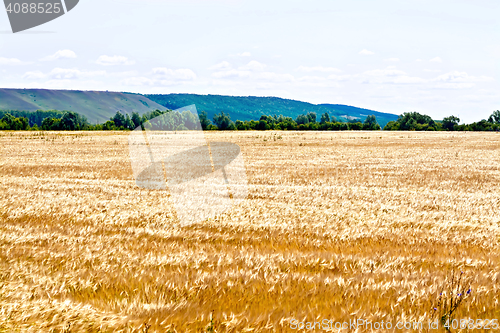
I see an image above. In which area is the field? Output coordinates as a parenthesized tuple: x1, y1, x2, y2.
(1, 131, 499, 332)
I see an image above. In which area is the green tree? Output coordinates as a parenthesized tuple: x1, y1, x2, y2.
(112, 111, 126, 128)
(394, 112, 436, 131)
(442, 115, 460, 131)
(213, 111, 235, 130)
(199, 111, 212, 130)
(0, 113, 15, 130)
(349, 122, 363, 130)
(363, 115, 380, 130)
(295, 114, 309, 125)
(320, 113, 330, 124)
(257, 119, 269, 130)
(182, 110, 199, 130)
(235, 120, 247, 130)
(124, 114, 134, 130)
(60, 112, 81, 130)
(488, 110, 500, 124)
(131, 112, 142, 128)
(307, 112, 317, 123)
(41, 117, 62, 130)
(102, 120, 116, 131)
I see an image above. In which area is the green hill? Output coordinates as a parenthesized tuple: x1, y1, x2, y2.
(0, 89, 399, 127)
(0, 89, 167, 124)
(146, 94, 398, 127)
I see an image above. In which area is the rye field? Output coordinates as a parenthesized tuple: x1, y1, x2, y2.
(0, 131, 499, 332)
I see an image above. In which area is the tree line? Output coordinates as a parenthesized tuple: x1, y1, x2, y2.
(1, 109, 500, 132)
(201, 111, 381, 131)
(0, 109, 381, 131)
(384, 111, 500, 131)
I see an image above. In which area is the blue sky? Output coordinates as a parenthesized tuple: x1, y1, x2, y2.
(0, 0, 499, 122)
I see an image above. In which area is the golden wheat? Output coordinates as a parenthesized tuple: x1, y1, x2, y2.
(0, 131, 499, 332)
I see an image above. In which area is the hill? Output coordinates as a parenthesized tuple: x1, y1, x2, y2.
(0, 89, 399, 127)
(0, 89, 167, 124)
(145, 94, 398, 127)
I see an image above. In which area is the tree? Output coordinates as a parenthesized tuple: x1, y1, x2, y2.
(213, 111, 235, 130)
(235, 120, 247, 130)
(349, 122, 363, 130)
(362, 115, 378, 130)
(0, 113, 14, 129)
(307, 112, 317, 123)
(257, 119, 269, 130)
(124, 114, 134, 130)
(181, 111, 199, 130)
(469, 119, 494, 131)
(488, 110, 500, 124)
(442, 115, 460, 131)
(295, 114, 309, 125)
(199, 111, 212, 130)
(102, 120, 116, 131)
(384, 121, 400, 131)
(131, 112, 142, 128)
(42, 117, 59, 130)
(112, 111, 126, 128)
(395, 112, 436, 131)
(320, 113, 330, 124)
(60, 112, 77, 130)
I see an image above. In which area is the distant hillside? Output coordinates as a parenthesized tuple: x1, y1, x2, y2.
(0, 89, 167, 123)
(146, 94, 399, 127)
(0, 89, 399, 127)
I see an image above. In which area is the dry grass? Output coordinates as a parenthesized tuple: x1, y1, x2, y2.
(0, 130, 499, 332)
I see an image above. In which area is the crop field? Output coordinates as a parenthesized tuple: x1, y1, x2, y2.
(1, 131, 499, 332)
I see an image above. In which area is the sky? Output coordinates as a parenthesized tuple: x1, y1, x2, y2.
(0, 0, 499, 123)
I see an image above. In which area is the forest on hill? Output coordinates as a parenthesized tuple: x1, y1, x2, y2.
(145, 93, 399, 128)
(0, 89, 398, 127)
(1, 109, 500, 132)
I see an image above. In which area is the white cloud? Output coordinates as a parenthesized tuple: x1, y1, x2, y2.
(0, 57, 28, 65)
(239, 60, 266, 72)
(359, 49, 375, 55)
(363, 68, 407, 77)
(295, 75, 341, 88)
(118, 68, 197, 86)
(354, 68, 494, 87)
(433, 71, 493, 83)
(255, 72, 295, 82)
(24, 68, 106, 80)
(327, 74, 352, 81)
(152, 67, 197, 81)
(430, 71, 494, 89)
(229, 52, 252, 57)
(23, 71, 46, 79)
(120, 77, 155, 86)
(385, 58, 400, 62)
(430, 57, 443, 63)
(432, 82, 475, 89)
(392, 76, 427, 84)
(96, 55, 135, 66)
(49, 68, 106, 79)
(296, 66, 341, 73)
(212, 69, 252, 79)
(360, 67, 426, 84)
(208, 61, 232, 71)
(40, 50, 77, 61)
